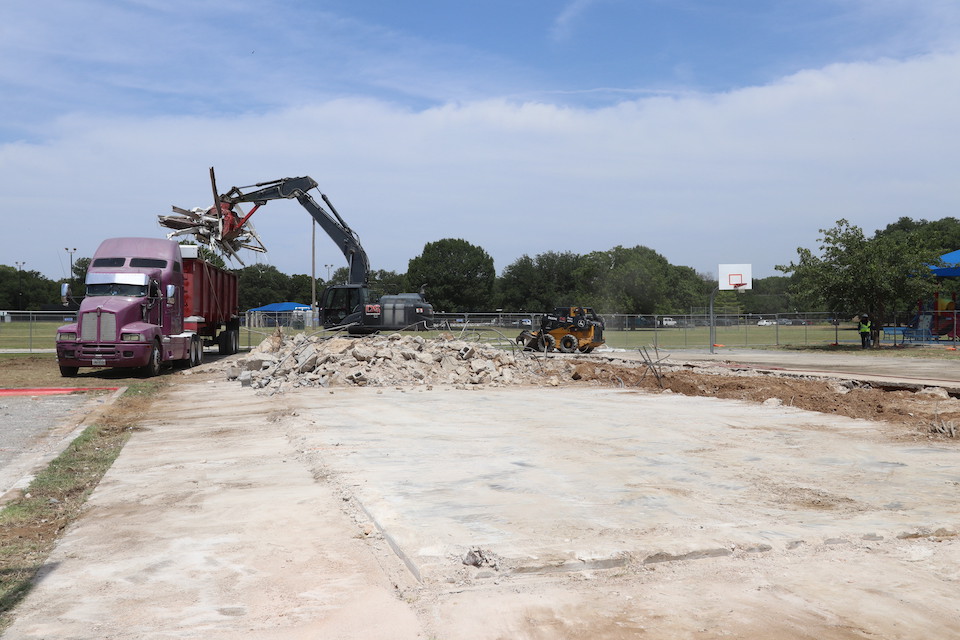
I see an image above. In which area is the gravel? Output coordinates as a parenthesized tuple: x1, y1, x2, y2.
(0, 393, 102, 497)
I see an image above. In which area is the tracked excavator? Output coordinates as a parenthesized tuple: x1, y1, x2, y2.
(159, 169, 433, 334)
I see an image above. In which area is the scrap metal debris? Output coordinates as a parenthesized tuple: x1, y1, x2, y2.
(158, 167, 267, 264)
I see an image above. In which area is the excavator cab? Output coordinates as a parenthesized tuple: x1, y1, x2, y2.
(319, 284, 368, 327)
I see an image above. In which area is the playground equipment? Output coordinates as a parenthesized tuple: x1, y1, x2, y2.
(907, 292, 959, 341)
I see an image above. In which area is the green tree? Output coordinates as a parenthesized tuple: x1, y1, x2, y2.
(740, 275, 795, 315)
(406, 239, 495, 312)
(875, 217, 960, 256)
(368, 269, 406, 299)
(198, 246, 227, 269)
(569, 246, 680, 314)
(71, 257, 91, 287)
(497, 251, 582, 311)
(0, 265, 58, 310)
(777, 219, 940, 325)
(234, 264, 291, 310)
(662, 264, 711, 314)
(287, 274, 319, 305)
(327, 266, 350, 286)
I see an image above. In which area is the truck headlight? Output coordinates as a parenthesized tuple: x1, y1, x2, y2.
(58, 332, 77, 341)
(121, 333, 143, 342)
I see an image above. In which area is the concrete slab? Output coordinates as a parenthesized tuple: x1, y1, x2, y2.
(5, 376, 960, 639)
(286, 387, 959, 581)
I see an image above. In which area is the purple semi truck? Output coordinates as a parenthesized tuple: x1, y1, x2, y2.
(56, 237, 239, 377)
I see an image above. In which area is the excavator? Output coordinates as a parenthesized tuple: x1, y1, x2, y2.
(159, 169, 433, 334)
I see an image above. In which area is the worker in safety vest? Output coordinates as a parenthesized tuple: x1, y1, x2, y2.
(858, 314, 872, 349)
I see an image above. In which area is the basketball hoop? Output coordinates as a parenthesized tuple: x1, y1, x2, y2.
(732, 282, 747, 294)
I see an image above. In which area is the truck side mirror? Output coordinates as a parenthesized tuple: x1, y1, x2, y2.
(166, 284, 177, 306)
(61, 283, 72, 305)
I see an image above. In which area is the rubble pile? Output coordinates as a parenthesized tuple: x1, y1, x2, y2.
(222, 332, 570, 393)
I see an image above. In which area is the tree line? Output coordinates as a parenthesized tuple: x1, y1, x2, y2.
(3, 216, 958, 319)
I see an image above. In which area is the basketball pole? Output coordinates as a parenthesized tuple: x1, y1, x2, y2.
(710, 282, 746, 354)
(709, 287, 718, 354)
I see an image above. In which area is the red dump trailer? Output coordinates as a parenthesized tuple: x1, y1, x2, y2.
(182, 246, 240, 354)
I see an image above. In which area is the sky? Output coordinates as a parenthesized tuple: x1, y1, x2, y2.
(2, 0, 959, 286)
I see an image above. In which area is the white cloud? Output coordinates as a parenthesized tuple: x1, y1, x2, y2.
(2, 50, 959, 285)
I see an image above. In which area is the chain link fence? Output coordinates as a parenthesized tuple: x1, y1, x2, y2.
(2, 309, 955, 353)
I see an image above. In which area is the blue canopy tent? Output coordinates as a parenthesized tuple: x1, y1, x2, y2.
(930, 250, 960, 277)
(246, 302, 311, 328)
(248, 302, 310, 312)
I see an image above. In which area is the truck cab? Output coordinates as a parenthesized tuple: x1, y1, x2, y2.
(56, 237, 202, 377)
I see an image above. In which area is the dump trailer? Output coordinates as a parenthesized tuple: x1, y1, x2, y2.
(56, 238, 240, 377)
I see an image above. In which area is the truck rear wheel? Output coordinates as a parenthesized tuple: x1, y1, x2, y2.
(218, 329, 239, 355)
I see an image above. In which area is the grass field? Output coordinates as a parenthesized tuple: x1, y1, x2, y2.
(2, 318, 952, 353)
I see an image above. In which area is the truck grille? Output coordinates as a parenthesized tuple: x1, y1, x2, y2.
(79, 345, 119, 358)
(80, 311, 117, 342)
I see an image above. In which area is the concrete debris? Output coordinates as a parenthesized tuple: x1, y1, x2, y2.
(462, 547, 500, 569)
(217, 333, 572, 393)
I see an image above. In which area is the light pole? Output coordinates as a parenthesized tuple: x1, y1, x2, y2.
(311, 222, 317, 325)
(324, 264, 333, 281)
(14, 261, 25, 310)
(65, 247, 77, 289)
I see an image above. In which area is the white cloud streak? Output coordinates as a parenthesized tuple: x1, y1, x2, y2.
(550, 0, 607, 42)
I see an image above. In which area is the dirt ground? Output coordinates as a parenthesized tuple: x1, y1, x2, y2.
(2, 349, 959, 638)
(568, 358, 960, 440)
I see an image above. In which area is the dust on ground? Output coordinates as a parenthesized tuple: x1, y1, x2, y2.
(3, 340, 960, 639)
(212, 331, 960, 442)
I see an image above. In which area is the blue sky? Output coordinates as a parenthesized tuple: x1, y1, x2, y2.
(2, 0, 959, 290)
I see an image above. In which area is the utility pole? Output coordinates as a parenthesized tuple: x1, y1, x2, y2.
(311, 221, 317, 326)
(65, 247, 77, 289)
(15, 261, 25, 310)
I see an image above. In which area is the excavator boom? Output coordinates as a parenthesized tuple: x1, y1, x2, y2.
(219, 176, 370, 285)
(159, 168, 433, 333)
(159, 170, 370, 285)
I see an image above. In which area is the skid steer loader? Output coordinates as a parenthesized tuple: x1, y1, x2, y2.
(516, 306, 605, 353)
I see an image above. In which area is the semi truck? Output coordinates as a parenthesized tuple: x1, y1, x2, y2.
(56, 237, 240, 377)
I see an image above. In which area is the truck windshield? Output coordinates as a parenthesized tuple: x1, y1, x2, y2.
(86, 283, 148, 297)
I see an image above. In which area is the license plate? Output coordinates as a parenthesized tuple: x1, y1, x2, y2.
(92, 358, 106, 366)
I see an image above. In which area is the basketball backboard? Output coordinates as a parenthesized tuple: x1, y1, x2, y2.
(718, 264, 752, 291)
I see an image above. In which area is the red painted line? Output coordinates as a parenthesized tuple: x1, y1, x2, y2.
(0, 387, 119, 397)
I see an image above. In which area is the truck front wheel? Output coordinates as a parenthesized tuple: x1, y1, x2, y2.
(191, 337, 204, 367)
(143, 342, 162, 377)
(59, 365, 79, 377)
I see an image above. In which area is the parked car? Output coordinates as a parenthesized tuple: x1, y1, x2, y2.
(659, 317, 678, 327)
(757, 319, 776, 326)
